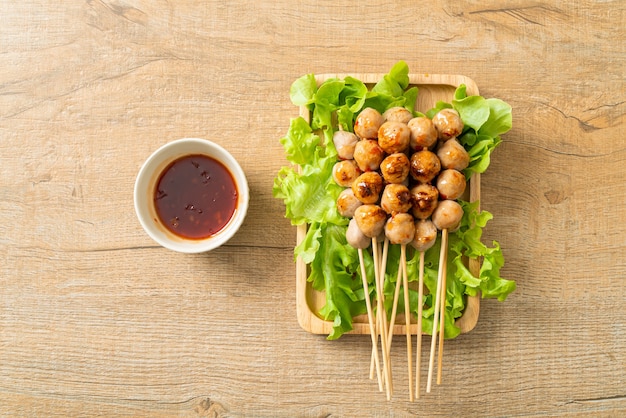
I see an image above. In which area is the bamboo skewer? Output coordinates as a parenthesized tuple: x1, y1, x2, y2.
(372, 260, 402, 381)
(437, 229, 449, 385)
(379, 237, 390, 383)
(376, 243, 414, 401)
(358, 248, 383, 392)
(386, 263, 403, 347)
(369, 322, 377, 380)
(427, 229, 448, 393)
(369, 312, 381, 380)
(372, 237, 392, 400)
(401, 244, 414, 401)
(415, 250, 425, 399)
(380, 238, 389, 281)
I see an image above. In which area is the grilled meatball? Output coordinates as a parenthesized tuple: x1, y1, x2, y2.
(353, 139, 385, 172)
(351, 171, 384, 204)
(407, 117, 438, 150)
(354, 204, 387, 238)
(432, 200, 464, 231)
(432, 108, 463, 141)
(332, 160, 361, 187)
(381, 183, 412, 215)
(437, 138, 470, 171)
(436, 169, 466, 200)
(409, 150, 441, 184)
(333, 130, 359, 160)
(385, 213, 415, 245)
(410, 183, 439, 220)
(336, 188, 362, 218)
(380, 153, 410, 184)
(378, 121, 411, 154)
(346, 218, 370, 249)
(411, 219, 438, 252)
(354, 107, 384, 139)
(383, 106, 413, 124)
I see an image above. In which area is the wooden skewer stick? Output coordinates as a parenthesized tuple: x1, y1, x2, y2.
(379, 238, 395, 397)
(415, 250, 425, 399)
(369, 319, 378, 380)
(371, 253, 401, 382)
(358, 248, 383, 392)
(369, 309, 382, 380)
(426, 229, 448, 393)
(380, 243, 413, 401)
(401, 244, 414, 401)
(378, 237, 391, 380)
(380, 238, 389, 281)
(372, 237, 392, 400)
(369, 238, 389, 380)
(437, 229, 449, 385)
(385, 247, 403, 342)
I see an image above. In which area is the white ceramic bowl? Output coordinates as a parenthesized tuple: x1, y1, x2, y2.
(134, 138, 249, 253)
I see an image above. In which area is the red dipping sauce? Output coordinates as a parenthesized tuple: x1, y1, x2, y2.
(154, 154, 238, 240)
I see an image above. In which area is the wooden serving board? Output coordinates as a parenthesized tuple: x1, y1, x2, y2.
(296, 73, 481, 336)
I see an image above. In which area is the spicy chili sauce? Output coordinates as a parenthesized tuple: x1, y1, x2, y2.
(154, 154, 238, 239)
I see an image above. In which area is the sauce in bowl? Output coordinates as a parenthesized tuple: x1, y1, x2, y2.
(154, 154, 238, 239)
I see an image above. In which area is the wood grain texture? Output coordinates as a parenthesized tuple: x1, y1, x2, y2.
(1, 0, 624, 416)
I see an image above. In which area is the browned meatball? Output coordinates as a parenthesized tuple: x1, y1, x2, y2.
(409, 150, 441, 184)
(436, 169, 466, 200)
(380, 153, 410, 184)
(380, 183, 412, 214)
(410, 183, 439, 220)
(437, 138, 470, 171)
(354, 107, 384, 139)
(351, 171, 383, 204)
(382, 106, 413, 124)
(332, 160, 361, 187)
(333, 130, 359, 160)
(336, 188, 362, 218)
(354, 204, 387, 238)
(411, 219, 438, 252)
(432, 200, 464, 230)
(407, 117, 438, 151)
(353, 139, 385, 172)
(378, 121, 411, 154)
(385, 213, 415, 245)
(432, 108, 463, 141)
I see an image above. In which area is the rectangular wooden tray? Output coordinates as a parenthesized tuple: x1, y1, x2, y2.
(296, 73, 481, 336)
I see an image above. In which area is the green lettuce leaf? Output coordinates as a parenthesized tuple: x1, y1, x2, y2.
(453, 95, 490, 132)
(290, 73, 317, 107)
(340, 76, 369, 113)
(450, 85, 512, 177)
(308, 223, 369, 340)
(372, 60, 410, 96)
(451, 201, 516, 302)
(278, 117, 320, 166)
(272, 117, 346, 226)
(480, 98, 513, 138)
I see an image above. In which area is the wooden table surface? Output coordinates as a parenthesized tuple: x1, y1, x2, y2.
(1, 1, 624, 416)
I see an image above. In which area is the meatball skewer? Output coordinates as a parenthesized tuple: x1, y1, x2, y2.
(336, 158, 389, 395)
(346, 218, 384, 393)
(382, 213, 415, 401)
(427, 200, 464, 393)
(354, 204, 393, 399)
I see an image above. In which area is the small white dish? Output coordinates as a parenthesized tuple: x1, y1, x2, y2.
(134, 138, 249, 253)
